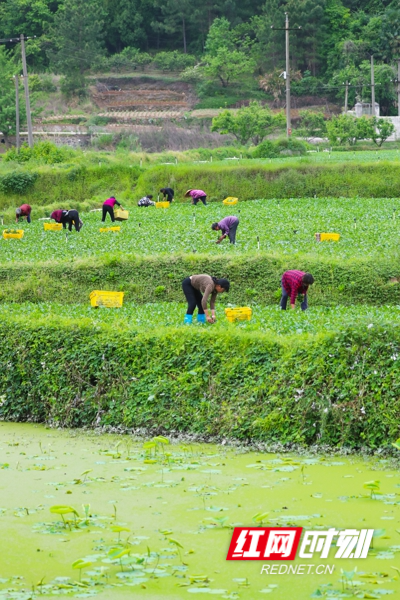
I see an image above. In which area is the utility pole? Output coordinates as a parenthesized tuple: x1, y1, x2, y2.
(20, 34, 34, 148)
(370, 55, 375, 116)
(344, 80, 349, 113)
(14, 75, 20, 152)
(285, 13, 291, 136)
(398, 59, 400, 117)
(271, 14, 301, 137)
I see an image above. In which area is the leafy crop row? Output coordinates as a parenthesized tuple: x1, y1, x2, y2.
(1, 198, 399, 304)
(1, 301, 399, 336)
(0, 315, 398, 448)
(3, 198, 400, 261)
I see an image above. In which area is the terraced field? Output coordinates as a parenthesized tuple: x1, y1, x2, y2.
(2, 197, 400, 262)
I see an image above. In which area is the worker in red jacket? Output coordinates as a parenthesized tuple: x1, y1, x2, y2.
(16, 204, 31, 223)
(280, 270, 314, 310)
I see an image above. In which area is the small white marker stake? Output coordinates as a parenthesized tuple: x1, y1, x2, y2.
(354, 218, 357, 229)
(257, 235, 260, 250)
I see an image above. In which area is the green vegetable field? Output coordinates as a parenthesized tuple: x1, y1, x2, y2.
(0, 155, 399, 448)
(2, 197, 400, 261)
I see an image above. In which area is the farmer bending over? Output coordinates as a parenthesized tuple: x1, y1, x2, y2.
(185, 189, 207, 206)
(182, 274, 230, 324)
(102, 196, 123, 222)
(138, 194, 155, 207)
(211, 216, 239, 244)
(160, 187, 174, 202)
(51, 209, 82, 232)
(16, 204, 31, 223)
(280, 270, 314, 311)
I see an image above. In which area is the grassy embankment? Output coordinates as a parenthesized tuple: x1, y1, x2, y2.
(1, 306, 399, 447)
(2, 149, 400, 214)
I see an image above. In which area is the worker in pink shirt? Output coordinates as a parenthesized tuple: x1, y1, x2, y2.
(184, 189, 207, 206)
(102, 196, 124, 222)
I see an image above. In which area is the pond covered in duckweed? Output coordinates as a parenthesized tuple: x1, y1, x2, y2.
(0, 423, 399, 600)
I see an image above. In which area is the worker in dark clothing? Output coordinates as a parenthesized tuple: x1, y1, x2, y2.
(50, 209, 82, 232)
(160, 187, 174, 202)
(102, 196, 123, 222)
(182, 274, 230, 324)
(280, 270, 314, 311)
(16, 204, 31, 223)
(211, 216, 239, 244)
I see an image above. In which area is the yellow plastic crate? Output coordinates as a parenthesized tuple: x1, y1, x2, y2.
(90, 290, 124, 308)
(225, 307, 252, 322)
(99, 226, 121, 232)
(156, 202, 170, 208)
(223, 197, 238, 205)
(114, 209, 129, 221)
(44, 222, 62, 231)
(3, 229, 24, 240)
(315, 232, 340, 242)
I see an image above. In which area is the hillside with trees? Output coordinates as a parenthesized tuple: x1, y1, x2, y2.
(0, 0, 399, 113)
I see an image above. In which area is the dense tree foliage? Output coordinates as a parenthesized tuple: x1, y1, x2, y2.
(0, 0, 400, 109)
(0, 47, 26, 145)
(211, 101, 285, 144)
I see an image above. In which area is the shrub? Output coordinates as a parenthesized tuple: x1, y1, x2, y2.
(251, 140, 279, 159)
(87, 115, 111, 126)
(4, 141, 73, 165)
(29, 74, 57, 93)
(151, 51, 196, 71)
(154, 285, 166, 295)
(274, 137, 309, 155)
(116, 133, 142, 152)
(0, 171, 37, 194)
(0, 318, 399, 448)
(94, 134, 114, 149)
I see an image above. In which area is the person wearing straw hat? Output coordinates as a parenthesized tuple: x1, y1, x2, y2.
(16, 204, 31, 223)
(211, 215, 239, 244)
(185, 189, 207, 205)
(182, 274, 230, 324)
